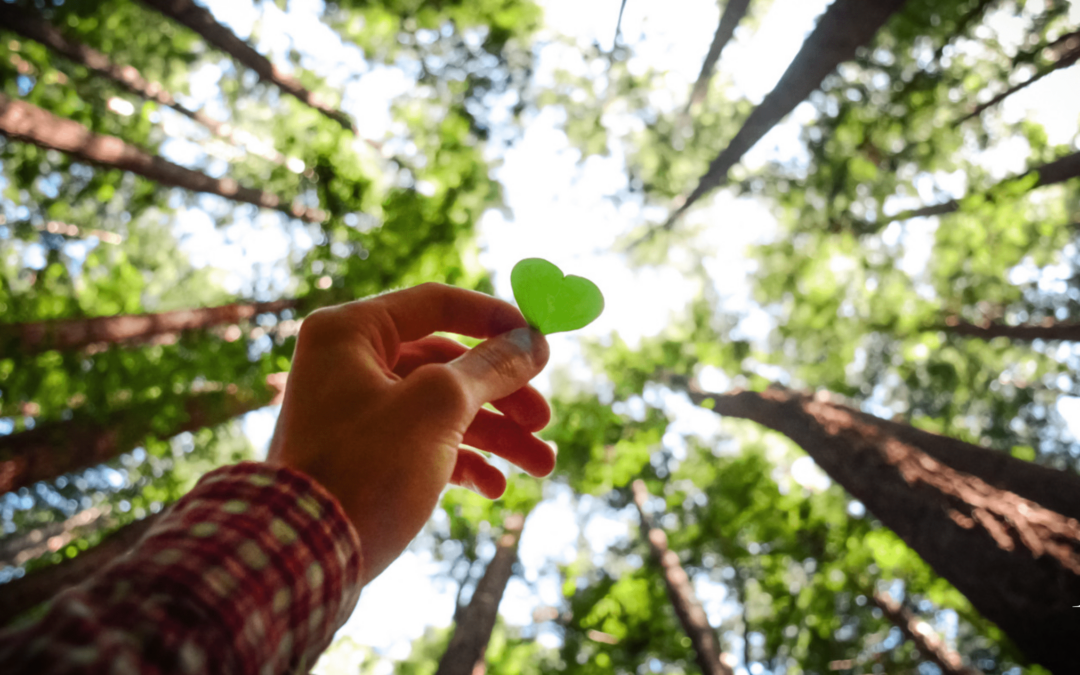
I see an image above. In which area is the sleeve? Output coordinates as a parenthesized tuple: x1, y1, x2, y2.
(0, 461, 364, 675)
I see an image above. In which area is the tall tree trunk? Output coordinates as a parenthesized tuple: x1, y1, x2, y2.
(0, 513, 161, 626)
(872, 591, 984, 675)
(0, 504, 113, 569)
(685, 0, 752, 114)
(435, 513, 525, 675)
(0, 378, 286, 494)
(958, 31, 1080, 123)
(632, 480, 733, 675)
(0, 4, 296, 170)
(0, 96, 326, 223)
(889, 150, 1080, 222)
(0, 298, 298, 356)
(682, 383, 1080, 673)
(944, 315, 1080, 342)
(655, 0, 908, 236)
(137, 0, 355, 134)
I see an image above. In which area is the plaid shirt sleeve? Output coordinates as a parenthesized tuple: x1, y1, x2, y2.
(0, 461, 364, 675)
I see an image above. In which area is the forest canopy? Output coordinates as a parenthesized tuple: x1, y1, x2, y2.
(1, 0, 1079, 673)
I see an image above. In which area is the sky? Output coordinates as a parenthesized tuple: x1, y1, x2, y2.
(44, 0, 1080, 671)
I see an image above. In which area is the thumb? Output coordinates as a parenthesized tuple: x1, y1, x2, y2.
(447, 327, 549, 408)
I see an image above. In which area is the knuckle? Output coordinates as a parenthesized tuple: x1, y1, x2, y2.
(410, 364, 471, 416)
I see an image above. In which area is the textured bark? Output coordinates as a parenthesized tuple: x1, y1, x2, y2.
(944, 315, 1080, 342)
(686, 0, 752, 113)
(890, 150, 1080, 222)
(0, 513, 161, 626)
(659, 0, 908, 232)
(872, 591, 984, 675)
(138, 0, 355, 133)
(959, 31, 1080, 123)
(0, 96, 325, 223)
(0, 4, 295, 169)
(0, 298, 298, 356)
(632, 480, 733, 675)
(435, 514, 525, 675)
(0, 505, 113, 569)
(0, 378, 285, 494)
(686, 384, 1080, 673)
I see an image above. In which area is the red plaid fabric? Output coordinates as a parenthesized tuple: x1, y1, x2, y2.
(0, 462, 364, 674)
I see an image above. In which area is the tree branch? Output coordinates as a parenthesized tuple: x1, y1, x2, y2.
(632, 479, 733, 675)
(872, 591, 984, 675)
(0, 96, 326, 223)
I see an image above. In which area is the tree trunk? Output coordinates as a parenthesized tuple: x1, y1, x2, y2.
(0, 298, 298, 356)
(435, 513, 525, 675)
(0, 95, 326, 223)
(686, 0, 752, 113)
(659, 0, 908, 232)
(944, 315, 1080, 342)
(0, 377, 286, 494)
(685, 384, 1080, 673)
(0, 505, 113, 569)
(0, 512, 161, 626)
(0, 4, 296, 170)
(889, 150, 1080, 222)
(872, 591, 984, 675)
(631, 479, 733, 675)
(958, 31, 1080, 123)
(137, 0, 355, 134)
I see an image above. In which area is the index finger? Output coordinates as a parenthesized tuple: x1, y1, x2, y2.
(369, 282, 529, 344)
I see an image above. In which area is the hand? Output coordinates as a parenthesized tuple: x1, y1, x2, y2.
(266, 283, 552, 584)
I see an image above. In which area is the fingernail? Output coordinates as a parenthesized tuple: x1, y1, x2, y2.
(506, 326, 536, 358)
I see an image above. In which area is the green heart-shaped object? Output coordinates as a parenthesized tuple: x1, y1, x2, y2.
(511, 258, 604, 334)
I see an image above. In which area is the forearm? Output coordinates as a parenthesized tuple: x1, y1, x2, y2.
(0, 462, 363, 675)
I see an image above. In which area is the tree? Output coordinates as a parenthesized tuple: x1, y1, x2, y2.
(436, 512, 525, 675)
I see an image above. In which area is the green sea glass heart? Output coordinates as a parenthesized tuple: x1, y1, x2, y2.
(511, 258, 604, 334)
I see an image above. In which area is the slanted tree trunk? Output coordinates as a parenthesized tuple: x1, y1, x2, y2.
(0, 96, 325, 223)
(0, 513, 161, 626)
(632, 480, 733, 675)
(0, 298, 298, 356)
(682, 384, 1080, 673)
(872, 591, 984, 675)
(435, 513, 525, 675)
(0, 4, 296, 170)
(944, 315, 1080, 342)
(889, 150, 1080, 222)
(685, 0, 752, 114)
(0, 378, 286, 494)
(0, 505, 113, 569)
(656, 0, 908, 234)
(138, 0, 355, 133)
(959, 30, 1080, 123)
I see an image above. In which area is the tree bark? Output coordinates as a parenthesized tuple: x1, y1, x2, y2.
(685, 384, 1080, 673)
(137, 0, 355, 134)
(0, 378, 286, 494)
(0, 512, 161, 626)
(0, 298, 298, 356)
(0, 95, 325, 223)
(0, 505, 113, 570)
(686, 0, 752, 113)
(872, 591, 984, 675)
(944, 315, 1080, 342)
(958, 31, 1080, 123)
(0, 4, 297, 170)
(435, 513, 525, 675)
(658, 0, 908, 234)
(888, 150, 1080, 222)
(632, 479, 733, 675)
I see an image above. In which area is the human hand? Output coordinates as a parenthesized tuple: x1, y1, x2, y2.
(266, 283, 552, 584)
